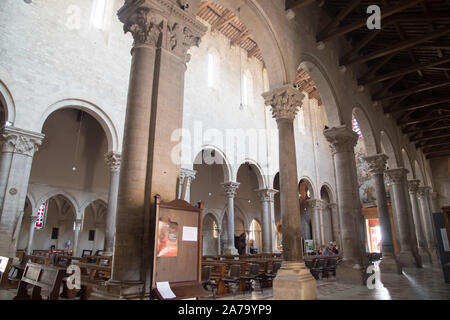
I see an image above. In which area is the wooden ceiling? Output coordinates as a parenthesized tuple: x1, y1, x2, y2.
(287, 0, 450, 160)
(197, 1, 322, 105)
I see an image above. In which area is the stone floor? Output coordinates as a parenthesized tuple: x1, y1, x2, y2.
(1, 264, 448, 300)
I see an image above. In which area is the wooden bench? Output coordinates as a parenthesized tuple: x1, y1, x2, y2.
(202, 262, 227, 296)
(13, 262, 65, 300)
(73, 262, 111, 300)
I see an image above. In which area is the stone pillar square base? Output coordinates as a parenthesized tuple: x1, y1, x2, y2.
(336, 260, 364, 285)
(91, 280, 145, 300)
(272, 261, 317, 300)
(396, 251, 417, 268)
(379, 253, 402, 275)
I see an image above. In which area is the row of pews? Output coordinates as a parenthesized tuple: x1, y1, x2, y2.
(5, 249, 112, 300)
(201, 253, 283, 297)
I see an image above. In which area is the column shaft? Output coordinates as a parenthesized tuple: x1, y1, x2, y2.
(105, 152, 121, 255)
(26, 216, 37, 254)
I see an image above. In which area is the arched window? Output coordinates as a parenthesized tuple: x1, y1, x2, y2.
(91, 0, 106, 29)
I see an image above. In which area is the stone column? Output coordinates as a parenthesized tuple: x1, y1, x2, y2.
(263, 85, 316, 300)
(26, 216, 37, 255)
(324, 125, 365, 284)
(72, 219, 82, 257)
(57, 220, 65, 250)
(328, 203, 341, 249)
(425, 186, 439, 257)
(103, 1, 206, 298)
(308, 199, 324, 250)
(385, 168, 421, 268)
(222, 182, 239, 255)
(417, 187, 438, 262)
(321, 203, 334, 245)
(0, 126, 44, 257)
(104, 152, 121, 256)
(269, 189, 278, 253)
(180, 168, 196, 202)
(430, 191, 440, 213)
(363, 154, 401, 274)
(408, 180, 432, 264)
(256, 189, 278, 253)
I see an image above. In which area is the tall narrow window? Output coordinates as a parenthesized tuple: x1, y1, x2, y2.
(35, 202, 47, 230)
(207, 52, 215, 88)
(92, 0, 106, 29)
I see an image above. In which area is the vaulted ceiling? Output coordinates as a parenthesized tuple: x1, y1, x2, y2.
(287, 0, 450, 160)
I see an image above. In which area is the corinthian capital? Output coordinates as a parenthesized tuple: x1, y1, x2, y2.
(120, 5, 163, 48)
(255, 189, 278, 202)
(262, 85, 304, 121)
(222, 181, 240, 198)
(323, 125, 358, 154)
(384, 168, 408, 186)
(417, 186, 429, 198)
(1, 126, 44, 157)
(307, 199, 324, 210)
(180, 168, 196, 181)
(407, 179, 421, 194)
(363, 153, 388, 175)
(105, 152, 121, 172)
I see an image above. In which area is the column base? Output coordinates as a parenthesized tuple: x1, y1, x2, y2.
(429, 248, 439, 264)
(418, 247, 432, 265)
(336, 260, 364, 285)
(396, 251, 417, 268)
(272, 261, 317, 300)
(91, 280, 145, 300)
(223, 247, 238, 255)
(379, 252, 402, 274)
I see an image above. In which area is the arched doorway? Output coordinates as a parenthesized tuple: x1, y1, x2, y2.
(202, 213, 220, 255)
(80, 200, 107, 255)
(249, 219, 262, 254)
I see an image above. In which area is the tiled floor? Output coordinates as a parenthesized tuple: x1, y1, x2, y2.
(1, 264, 449, 300)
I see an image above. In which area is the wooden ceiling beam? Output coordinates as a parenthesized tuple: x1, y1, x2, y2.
(410, 131, 450, 143)
(422, 143, 450, 154)
(376, 80, 450, 101)
(401, 112, 450, 126)
(416, 140, 450, 149)
(359, 55, 450, 86)
(317, 0, 423, 43)
(286, 0, 316, 11)
(405, 124, 450, 135)
(426, 152, 450, 160)
(342, 27, 450, 66)
(317, 0, 361, 41)
(231, 30, 250, 46)
(387, 96, 450, 114)
(211, 10, 234, 32)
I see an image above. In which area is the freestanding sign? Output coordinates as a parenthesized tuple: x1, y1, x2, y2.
(432, 209, 450, 283)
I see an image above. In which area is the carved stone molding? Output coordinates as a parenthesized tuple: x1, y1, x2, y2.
(255, 189, 278, 202)
(118, 0, 207, 62)
(323, 125, 358, 154)
(222, 181, 240, 198)
(180, 168, 196, 181)
(105, 152, 121, 172)
(384, 168, 408, 186)
(407, 179, 421, 194)
(363, 153, 388, 175)
(417, 186, 430, 199)
(262, 85, 304, 121)
(1, 126, 44, 157)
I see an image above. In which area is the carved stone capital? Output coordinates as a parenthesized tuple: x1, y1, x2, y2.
(105, 152, 121, 172)
(118, 0, 207, 62)
(407, 179, 421, 194)
(363, 153, 388, 175)
(417, 186, 430, 199)
(323, 125, 358, 154)
(1, 126, 44, 157)
(221, 181, 240, 198)
(262, 85, 304, 121)
(180, 168, 196, 182)
(328, 203, 337, 211)
(255, 189, 278, 202)
(307, 199, 324, 210)
(384, 168, 408, 186)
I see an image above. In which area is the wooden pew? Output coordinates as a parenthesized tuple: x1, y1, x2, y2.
(202, 262, 227, 296)
(13, 262, 65, 300)
(72, 261, 111, 300)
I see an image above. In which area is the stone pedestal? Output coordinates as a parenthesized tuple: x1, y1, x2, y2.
(364, 154, 402, 273)
(263, 85, 317, 299)
(104, 152, 121, 255)
(0, 126, 44, 257)
(273, 261, 317, 300)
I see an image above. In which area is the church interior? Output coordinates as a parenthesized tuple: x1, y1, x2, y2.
(0, 0, 449, 301)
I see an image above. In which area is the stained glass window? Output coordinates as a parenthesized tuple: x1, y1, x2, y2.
(35, 202, 47, 229)
(352, 115, 362, 137)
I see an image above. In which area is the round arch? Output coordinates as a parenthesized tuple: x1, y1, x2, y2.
(297, 55, 342, 127)
(0, 80, 16, 124)
(299, 176, 316, 199)
(235, 159, 267, 189)
(380, 131, 399, 169)
(36, 190, 80, 217)
(320, 183, 335, 203)
(414, 160, 425, 185)
(193, 145, 233, 182)
(80, 197, 108, 215)
(352, 105, 378, 155)
(401, 148, 414, 180)
(38, 99, 119, 152)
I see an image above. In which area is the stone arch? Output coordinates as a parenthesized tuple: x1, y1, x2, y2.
(414, 160, 425, 185)
(199, 0, 288, 88)
(80, 197, 108, 216)
(0, 80, 15, 124)
(26, 191, 37, 216)
(38, 99, 119, 152)
(320, 183, 335, 204)
(36, 190, 80, 218)
(380, 131, 399, 169)
(401, 148, 414, 180)
(202, 212, 220, 255)
(193, 145, 233, 182)
(297, 55, 342, 127)
(235, 159, 266, 189)
(299, 176, 316, 199)
(352, 105, 378, 155)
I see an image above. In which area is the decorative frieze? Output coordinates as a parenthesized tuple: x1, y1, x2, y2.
(222, 181, 240, 198)
(105, 152, 121, 172)
(1, 126, 44, 157)
(262, 85, 304, 121)
(363, 153, 388, 175)
(323, 125, 358, 154)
